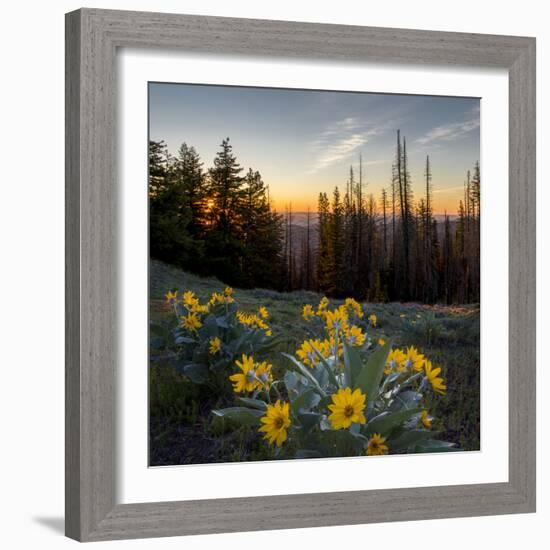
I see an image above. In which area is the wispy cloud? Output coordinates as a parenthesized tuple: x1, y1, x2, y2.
(415, 117, 480, 146)
(307, 117, 386, 174)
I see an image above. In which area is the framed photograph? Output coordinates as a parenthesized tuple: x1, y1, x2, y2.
(65, 8, 536, 542)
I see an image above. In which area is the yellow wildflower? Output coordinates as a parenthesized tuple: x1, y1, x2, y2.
(180, 312, 202, 332)
(420, 410, 432, 429)
(182, 290, 199, 308)
(165, 290, 178, 304)
(378, 338, 386, 346)
(368, 313, 377, 327)
(256, 361, 273, 388)
(229, 354, 258, 393)
(191, 303, 210, 314)
(328, 387, 367, 430)
(403, 346, 425, 372)
(258, 400, 291, 447)
(325, 306, 349, 333)
(209, 336, 221, 355)
(424, 360, 447, 395)
(344, 298, 364, 318)
(258, 306, 269, 320)
(302, 304, 315, 321)
(224, 286, 234, 297)
(385, 348, 407, 374)
(209, 292, 225, 306)
(316, 296, 330, 315)
(366, 433, 389, 456)
(265, 329, 272, 337)
(345, 325, 366, 347)
(296, 339, 327, 368)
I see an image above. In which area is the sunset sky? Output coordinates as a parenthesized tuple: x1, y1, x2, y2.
(149, 82, 480, 215)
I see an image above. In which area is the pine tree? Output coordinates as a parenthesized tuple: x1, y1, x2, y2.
(205, 138, 245, 284)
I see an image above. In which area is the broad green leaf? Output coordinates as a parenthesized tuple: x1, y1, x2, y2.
(282, 353, 326, 396)
(211, 407, 264, 426)
(413, 440, 458, 453)
(236, 397, 268, 411)
(291, 388, 321, 414)
(215, 316, 229, 329)
(342, 339, 362, 387)
(182, 363, 209, 384)
(174, 336, 195, 345)
(355, 343, 391, 400)
(390, 429, 432, 451)
(365, 407, 422, 436)
(309, 344, 339, 389)
(200, 314, 219, 338)
(297, 412, 322, 433)
(389, 391, 423, 411)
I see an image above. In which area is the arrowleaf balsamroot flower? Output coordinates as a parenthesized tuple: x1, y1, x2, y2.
(368, 313, 377, 327)
(316, 296, 329, 315)
(384, 348, 407, 374)
(344, 325, 366, 347)
(258, 306, 269, 320)
(344, 297, 364, 319)
(181, 312, 202, 332)
(403, 346, 425, 372)
(328, 387, 367, 430)
(296, 338, 330, 368)
(366, 433, 389, 456)
(302, 304, 315, 321)
(424, 360, 447, 395)
(420, 410, 432, 429)
(325, 306, 349, 333)
(256, 361, 273, 388)
(258, 400, 291, 447)
(209, 336, 221, 355)
(182, 290, 199, 308)
(229, 354, 258, 393)
(165, 290, 178, 304)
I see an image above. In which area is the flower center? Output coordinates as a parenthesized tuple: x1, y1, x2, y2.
(343, 405, 355, 418)
(274, 417, 284, 429)
(246, 370, 256, 382)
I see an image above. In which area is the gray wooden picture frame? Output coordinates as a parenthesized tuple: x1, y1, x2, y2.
(65, 8, 536, 542)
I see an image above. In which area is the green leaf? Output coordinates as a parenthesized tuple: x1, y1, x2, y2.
(297, 412, 322, 433)
(282, 353, 326, 396)
(390, 429, 432, 450)
(236, 397, 268, 411)
(150, 337, 166, 350)
(389, 391, 423, 411)
(174, 336, 195, 345)
(215, 316, 229, 329)
(308, 344, 339, 389)
(211, 407, 264, 426)
(200, 314, 219, 338)
(342, 339, 362, 387)
(365, 407, 422, 436)
(413, 440, 458, 453)
(182, 363, 209, 384)
(355, 343, 390, 400)
(291, 387, 321, 414)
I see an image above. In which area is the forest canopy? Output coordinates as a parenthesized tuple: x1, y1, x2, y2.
(149, 134, 480, 304)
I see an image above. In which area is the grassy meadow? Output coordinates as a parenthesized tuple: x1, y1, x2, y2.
(149, 259, 480, 466)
